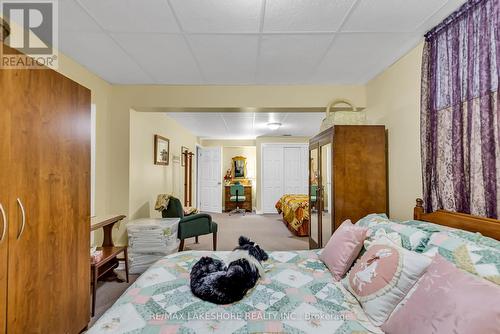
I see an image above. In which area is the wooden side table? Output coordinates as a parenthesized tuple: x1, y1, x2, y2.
(90, 215, 128, 317)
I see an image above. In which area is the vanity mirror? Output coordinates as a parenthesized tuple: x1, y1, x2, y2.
(232, 156, 247, 179)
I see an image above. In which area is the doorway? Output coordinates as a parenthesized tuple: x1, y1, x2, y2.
(197, 146, 222, 213)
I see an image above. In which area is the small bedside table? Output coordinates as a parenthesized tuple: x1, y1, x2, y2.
(90, 215, 129, 317)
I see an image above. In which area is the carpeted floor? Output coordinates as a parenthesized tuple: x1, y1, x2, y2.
(89, 213, 308, 326)
(182, 213, 308, 251)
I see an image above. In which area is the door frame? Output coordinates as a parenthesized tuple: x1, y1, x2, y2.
(196, 145, 222, 213)
(260, 143, 309, 214)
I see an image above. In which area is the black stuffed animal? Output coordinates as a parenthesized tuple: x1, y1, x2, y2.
(190, 236, 269, 304)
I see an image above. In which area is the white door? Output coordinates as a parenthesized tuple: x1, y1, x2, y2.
(198, 147, 222, 213)
(284, 146, 308, 194)
(262, 145, 284, 213)
(262, 144, 308, 214)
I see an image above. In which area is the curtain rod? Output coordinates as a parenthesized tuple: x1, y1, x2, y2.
(424, 0, 487, 40)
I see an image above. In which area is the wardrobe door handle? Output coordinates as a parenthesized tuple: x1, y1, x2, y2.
(0, 203, 6, 243)
(16, 198, 26, 240)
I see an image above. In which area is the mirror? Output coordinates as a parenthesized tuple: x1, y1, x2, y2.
(321, 143, 332, 247)
(309, 148, 319, 248)
(232, 156, 247, 179)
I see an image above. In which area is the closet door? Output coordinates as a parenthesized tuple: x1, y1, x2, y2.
(262, 145, 284, 213)
(0, 67, 10, 334)
(283, 146, 308, 194)
(5, 65, 90, 333)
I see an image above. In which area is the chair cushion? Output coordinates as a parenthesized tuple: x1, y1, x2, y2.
(230, 195, 246, 201)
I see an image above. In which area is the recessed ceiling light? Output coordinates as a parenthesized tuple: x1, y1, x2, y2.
(267, 122, 281, 130)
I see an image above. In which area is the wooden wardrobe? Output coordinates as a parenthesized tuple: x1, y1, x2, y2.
(309, 126, 388, 249)
(0, 45, 91, 333)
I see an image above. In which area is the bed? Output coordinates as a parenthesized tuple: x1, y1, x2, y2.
(88, 249, 380, 334)
(275, 194, 310, 237)
(88, 199, 500, 334)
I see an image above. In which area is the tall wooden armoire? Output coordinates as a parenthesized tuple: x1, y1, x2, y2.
(309, 126, 388, 249)
(0, 44, 91, 333)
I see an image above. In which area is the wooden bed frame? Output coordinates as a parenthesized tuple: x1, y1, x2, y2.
(414, 198, 500, 240)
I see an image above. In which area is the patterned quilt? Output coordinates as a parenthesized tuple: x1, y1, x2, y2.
(88, 250, 381, 334)
(275, 194, 310, 232)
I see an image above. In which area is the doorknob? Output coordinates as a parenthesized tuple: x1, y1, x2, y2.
(0, 203, 6, 243)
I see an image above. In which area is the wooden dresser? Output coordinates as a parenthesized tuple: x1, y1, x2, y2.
(308, 126, 388, 249)
(224, 185, 253, 212)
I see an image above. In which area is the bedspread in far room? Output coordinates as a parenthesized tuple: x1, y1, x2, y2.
(88, 250, 381, 334)
(275, 194, 310, 237)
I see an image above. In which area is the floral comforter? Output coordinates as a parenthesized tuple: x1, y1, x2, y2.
(275, 194, 309, 232)
(88, 250, 381, 334)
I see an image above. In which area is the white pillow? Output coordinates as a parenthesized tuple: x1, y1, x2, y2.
(343, 236, 432, 326)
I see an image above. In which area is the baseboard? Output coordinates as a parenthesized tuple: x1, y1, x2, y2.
(256, 210, 263, 215)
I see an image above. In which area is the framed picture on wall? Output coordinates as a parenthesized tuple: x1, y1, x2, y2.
(154, 135, 170, 166)
(181, 146, 189, 166)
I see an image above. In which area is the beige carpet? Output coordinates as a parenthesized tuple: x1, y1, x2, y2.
(90, 213, 308, 326)
(183, 213, 308, 251)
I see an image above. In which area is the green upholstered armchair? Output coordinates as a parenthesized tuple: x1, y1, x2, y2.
(162, 197, 218, 251)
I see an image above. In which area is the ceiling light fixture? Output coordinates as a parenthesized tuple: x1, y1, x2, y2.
(267, 122, 281, 130)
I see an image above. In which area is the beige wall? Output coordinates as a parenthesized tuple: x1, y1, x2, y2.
(129, 111, 198, 224)
(107, 86, 366, 238)
(6, 14, 427, 243)
(366, 42, 424, 220)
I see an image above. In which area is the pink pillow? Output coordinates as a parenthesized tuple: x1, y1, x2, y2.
(319, 220, 367, 280)
(382, 255, 500, 334)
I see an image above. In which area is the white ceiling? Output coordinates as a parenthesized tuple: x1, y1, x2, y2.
(53, 0, 466, 84)
(166, 112, 325, 139)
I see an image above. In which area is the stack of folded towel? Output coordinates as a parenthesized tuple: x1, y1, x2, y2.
(126, 218, 180, 274)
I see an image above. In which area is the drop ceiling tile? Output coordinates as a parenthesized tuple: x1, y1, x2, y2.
(254, 112, 288, 124)
(166, 112, 324, 139)
(342, 0, 448, 32)
(59, 32, 152, 83)
(222, 115, 254, 133)
(256, 34, 334, 84)
(221, 112, 254, 119)
(311, 33, 417, 84)
(188, 35, 259, 84)
(415, 0, 468, 34)
(170, 0, 263, 33)
(78, 0, 180, 32)
(112, 33, 202, 84)
(264, 0, 355, 32)
(59, 0, 101, 32)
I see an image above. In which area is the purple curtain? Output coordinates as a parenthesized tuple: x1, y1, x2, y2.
(421, 0, 500, 218)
